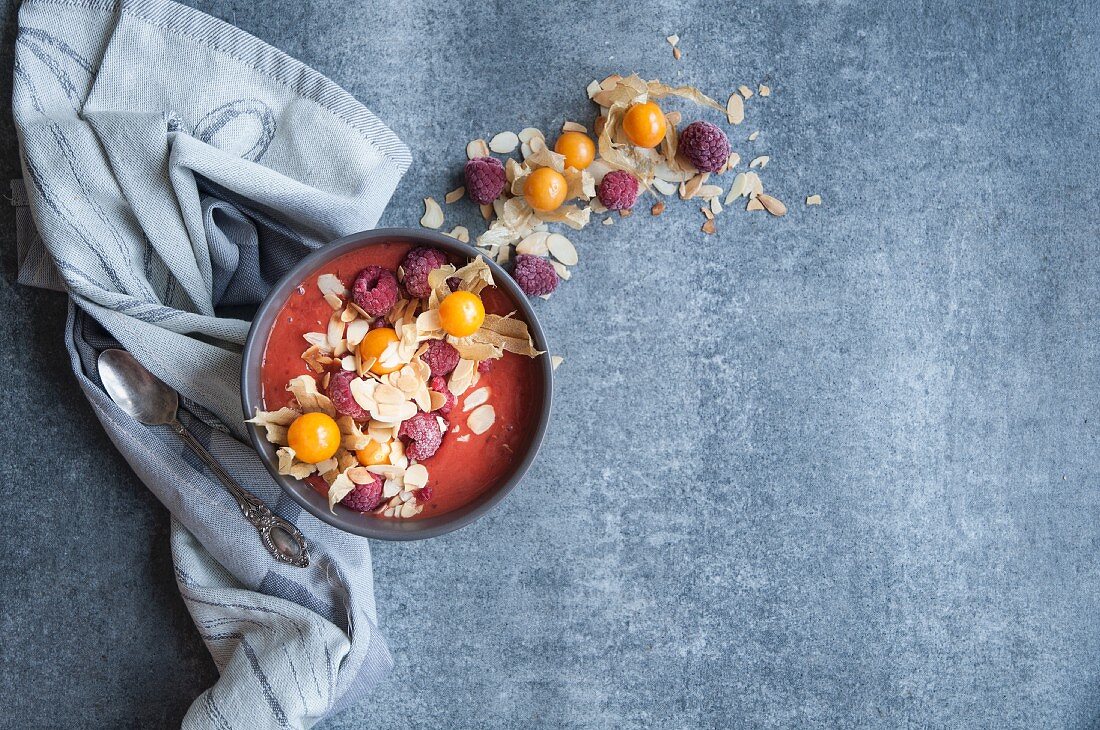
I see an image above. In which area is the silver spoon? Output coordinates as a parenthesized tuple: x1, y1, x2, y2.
(97, 349, 309, 567)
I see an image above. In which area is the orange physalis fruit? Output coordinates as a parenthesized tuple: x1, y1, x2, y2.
(523, 167, 568, 212)
(355, 439, 392, 467)
(622, 101, 667, 148)
(287, 412, 341, 464)
(439, 291, 485, 337)
(358, 327, 401, 374)
(554, 131, 596, 170)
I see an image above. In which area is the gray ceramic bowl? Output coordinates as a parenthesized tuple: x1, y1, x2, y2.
(241, 228, 553, 540)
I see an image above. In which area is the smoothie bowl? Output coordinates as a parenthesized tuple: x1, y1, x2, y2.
(241, 229, 553, 540)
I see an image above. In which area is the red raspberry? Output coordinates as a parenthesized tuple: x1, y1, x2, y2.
(340, 473, 384, 512)
(429, 375, 456, 415)
(597, 170, 638, 211)
(679, 120, 731, 174)
(401, 247, 448, 299)
(418, 484, 434, 503)
(421, 339, 460, 377)
(477, 359, 493, 374)
(326, 370, 370, 421)
(464, 156, 506, 205)
(398, 411, 443, 461)
(511, 254, 558, 296)
(351, 266, 399, 317)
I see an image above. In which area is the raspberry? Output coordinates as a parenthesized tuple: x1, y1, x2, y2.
(420, 339, 459, 377)
(418, 484, 434, 503)
(597, 170, 638, 211)
(511, 254, 558, 296)
(477, 359, 493, 374)
(398, 411, 443, 461)
(326, 370, 370, 421)
(351, 266, 398, 317)
(340, 474, 384, 512)
(464, 156, 506, 205)
(678, 121, 731, 174)
(401, 247, 448, 299)
(368, 317, 388, 330)
(429, 375, 456, 415)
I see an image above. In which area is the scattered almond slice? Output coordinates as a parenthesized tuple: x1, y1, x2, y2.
(602, 217, 613, 225)
(420, 197, 444, 229)
(466, 139, 490, 159)
(467, 404, 496, 435)
(727, 152, 740, 169)
(562, 121, 586, 133)
(749, 156, 769, 168)
(748, 131, 760, 142)
(739, 85, 754, 99)
(666, 34, 679, 46)
(726, 93, 745, 125)
(759, 84, 771, 97)
(546, 233, 578, 266)
(489, 131, 520, 154)
(462, 386, 491, 412)
(550, 261, 571, 280)
(445, 187, 465, 204)
(651, 201, 665, 216)
(806, 194, 822, 205)
(551, 355, 563, 371)
(447, 226, 470, 243)
(757, 193, 787, 217)
(746, 198, 765, 211)
(673, 47, 682, 61)
(702, 219, 716, 235)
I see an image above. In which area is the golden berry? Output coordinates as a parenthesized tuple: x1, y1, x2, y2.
(622, 101, 667, 148)
(287, 412, 341, 464)
(553, 131, 596, 170)
(439, 291, 485, 337)
(358, 327, 401, 374)
(523, 167, 568, 212)
(355, 439, 392, 466)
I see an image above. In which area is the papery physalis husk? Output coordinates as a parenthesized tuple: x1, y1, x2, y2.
(448, 337, 503, 361)
(337, 415, 371, 451)
(276, 447, 317, 479)
(470, 314, 543, 357)
(535, 205, 591, 230)
(247, 407, 300, 445)
(563, 167, 596, 201)
(287, 375, 336, 417)
(327, 469, 356, 513)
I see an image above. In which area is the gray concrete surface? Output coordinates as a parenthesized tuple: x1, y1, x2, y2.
(2, 0, 1099, 727)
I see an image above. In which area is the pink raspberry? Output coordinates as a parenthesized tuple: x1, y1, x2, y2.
(398, 411, 443, 461)
(597, 170, 638, 211)
(429, 375, 456, 415)
(511, 254, 558, 296)
(401, 246, 448, 299)
(418, 484, 434, 503)
(326, 370, 370, 421)
(464, 156, 506, 205)
(477, 359, 493, 374)
(679, 120, 731, 174)
(351, 266, 399, 317)
(421, 339, 459, 377)
(340, 473, 384, 512)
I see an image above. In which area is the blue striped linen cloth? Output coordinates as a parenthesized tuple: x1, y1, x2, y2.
(11, 0, 411, 726)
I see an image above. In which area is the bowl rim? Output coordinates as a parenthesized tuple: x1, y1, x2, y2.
(241, 228, 554, 540)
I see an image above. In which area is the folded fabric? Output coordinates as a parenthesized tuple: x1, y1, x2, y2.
(12, 0, 411, 726)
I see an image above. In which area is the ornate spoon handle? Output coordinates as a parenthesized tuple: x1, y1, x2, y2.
(171, 420, 309, 567)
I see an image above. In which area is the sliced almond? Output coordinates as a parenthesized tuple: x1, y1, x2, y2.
(749, 155, 769, 169)
(746, 198, 765, 211)
(516, 231, 551, 256)
(317, 273, 347, 297)
(806, 194, 822, 206)
(467, 404, 496, 435)
(758, 84, 771, 97)
(447, 225, 470, 243)
(702, 218, 716, 235)
(420, 197, 444, 229)
(462, 386, 491, 412)
(726, 93, 745, 125)
(403, 463, 429, 489)
(748, 131, 760, 142)
(466, 139, 490, 159)
(489, 131, 520, 154)
(518, 127, 544, 143)
(546, 233, 578, 266)
(651, 201, 665, 216)
(323, 292, 343, 310)
(562, 121, 587, 133)
(757, 193, 787, 217)
(445, 187, 465, 204)
(550, 355, 563, 371)
(652, 178, 678, 196)
(738, 84, 754, 99)
(666, 34, 679, 46)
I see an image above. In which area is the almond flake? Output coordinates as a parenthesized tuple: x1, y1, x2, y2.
(420, 197, 444, 229)
(739, 85, 754, 99)
(550, 355, 563, 371)
(726, 93, 745, 125)
(758, 84, 771, 97)
(403, 463, 428, 489)
(456, 434, 471, 443)
(757, 193, 787, 217)
(546, 234, 578, 266)
(463, 386, 491, 412)
(602, 217, 614, 225)
(562, 121, 587, 133)
(550, 261, 570, 280)
(806, 194, 822, 205)
(666, 34, 679, 46)
(518, 127, 544, 143)
(701, 206, 714, 221)
(672, 47, 682, 61)
(489, 131, 520, 154)
(479, 203, 493, 221)
(746, 198, 765, 211)
(652, 178, 678, 196)
(516, 231, 551, 256)
(711, 197, 723, 215)
(447, 226, 470, 243)
(702, 218, 716, 235)
(467, 404, 496, 435)
(317, 273, 347, 297)
(323, 292, 343, 310)
(749, 155, 769, 168)
(466, 139, 490, 159)
(727, 152, 741, 169)
(748, 131, 760, 142)
(445, 187, 465, 204)
(651, 201, 665, 216)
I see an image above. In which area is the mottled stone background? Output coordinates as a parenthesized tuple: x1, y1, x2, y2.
(1, 0, 1098, 727)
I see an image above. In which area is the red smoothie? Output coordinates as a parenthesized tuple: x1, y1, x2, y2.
(260, 242, 544, 519)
